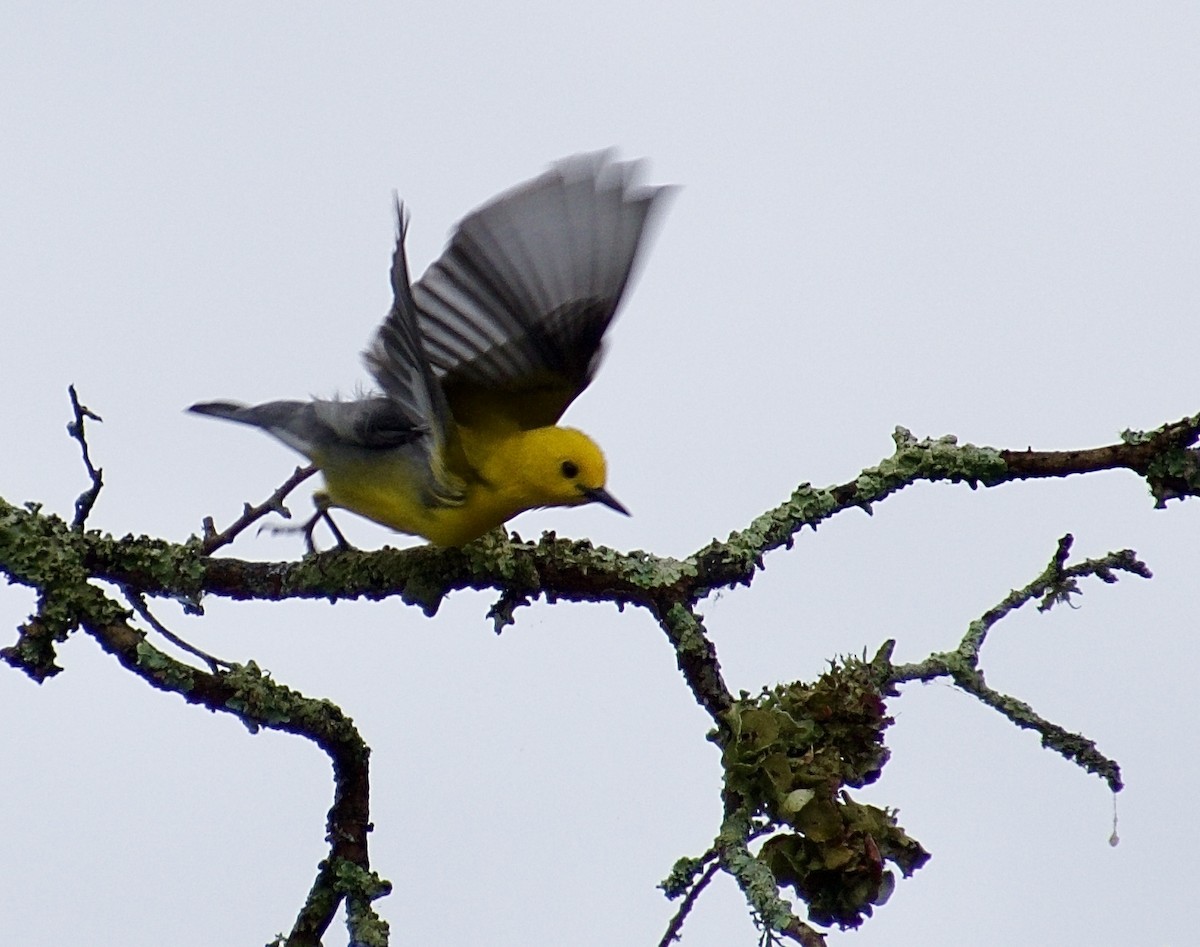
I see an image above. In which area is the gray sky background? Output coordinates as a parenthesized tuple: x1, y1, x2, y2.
(3, 4, 1198, 945)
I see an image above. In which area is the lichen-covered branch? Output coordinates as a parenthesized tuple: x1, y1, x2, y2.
(657, 858, 719, 947)
(93, 612, 387, 946)
(0, 491, 385, 945)
(5, 405, 1197, 944)
(888, 535, 1150, 792)
(653, 602, 731, 722)
(12, 415, 1186, 628)
(716, 804, 816, 943)
(689, 414, 1199, 596)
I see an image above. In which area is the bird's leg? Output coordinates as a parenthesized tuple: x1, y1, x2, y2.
(267, 495, 355, 553)
(316, 508, 352, 551)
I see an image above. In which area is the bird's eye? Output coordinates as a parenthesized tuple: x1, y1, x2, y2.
(561, 460, 579, 479)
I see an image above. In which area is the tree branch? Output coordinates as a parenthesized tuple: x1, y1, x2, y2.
(66, 385, 104, 529)
(199, 464, 318, 555)
(6, 410, 1197, 943)
(690, 414, 1199, 596)
(658, 860, 719, 947)
(83, 608, 387, 945)
(0, 503, 384, 944)
(888, 535, 1149, 792)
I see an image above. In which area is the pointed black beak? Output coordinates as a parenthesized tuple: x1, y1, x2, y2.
(583, 486, 630, 516)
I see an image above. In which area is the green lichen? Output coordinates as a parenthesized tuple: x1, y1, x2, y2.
(334, 859, 393, 947)
(659, 854, 708, 900)
(135, 640, 196, 693)
(1144, 445, 1200, 506)
(223, 661, 298, 728)
(880, 428, 1007, 491)
(661, 603, 711, 659)
(759, 795, 928, 929)
(719, 659, 928, 929)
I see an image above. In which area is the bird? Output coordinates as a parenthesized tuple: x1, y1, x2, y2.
(190, 152, 671, 548)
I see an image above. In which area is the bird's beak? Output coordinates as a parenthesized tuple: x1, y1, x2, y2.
(583, 486, 630, 516)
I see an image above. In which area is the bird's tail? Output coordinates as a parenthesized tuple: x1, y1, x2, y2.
(188, 399, 320, 457)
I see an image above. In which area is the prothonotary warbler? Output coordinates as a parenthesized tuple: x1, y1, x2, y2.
(190, 152, 671, 547)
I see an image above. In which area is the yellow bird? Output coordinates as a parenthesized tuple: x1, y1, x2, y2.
(191, 152, 670, 547)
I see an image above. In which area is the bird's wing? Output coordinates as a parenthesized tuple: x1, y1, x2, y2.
(192, 205, 471, 509)
(411, 151, 672, 429)
(363, 200, 465, 483)
(190, 207, 436, 457)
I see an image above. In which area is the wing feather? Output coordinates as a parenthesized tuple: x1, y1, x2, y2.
(412, 151, 672, 428)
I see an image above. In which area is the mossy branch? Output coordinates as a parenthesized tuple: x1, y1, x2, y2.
(887, 534, 1149, 792)
(2, 411, 385, 947)
(98, 613, 387, 946)
(5, 398, 1198, 943)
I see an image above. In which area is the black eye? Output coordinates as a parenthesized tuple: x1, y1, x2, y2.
(561, 460, 579, 479)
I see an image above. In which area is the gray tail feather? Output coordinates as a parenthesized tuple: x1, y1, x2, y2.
(188, 400, 253, 422)
(188, 399, 319, 456)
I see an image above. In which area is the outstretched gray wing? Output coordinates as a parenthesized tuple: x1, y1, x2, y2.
(193, 207, 449, 464)
(361, 199, 460, 474)
(191, 203, 466, 506)
(193, 205, 448, 460)
(411, 151, 672, 428)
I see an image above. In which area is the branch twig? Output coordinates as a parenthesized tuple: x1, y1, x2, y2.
(658, 861, 718, 947)
(122, 587, 231, 673)
(67, 385, 103, 529)
(200, 465, 318, 554)
(888, 535, 1149, 792)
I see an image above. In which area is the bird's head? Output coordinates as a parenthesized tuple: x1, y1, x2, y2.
(520, 427, 629, 516)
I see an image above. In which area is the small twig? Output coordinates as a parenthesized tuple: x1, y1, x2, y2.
(657, 825, 775, 947)
(658, 861, 719, 947)
(488, 587, 532, 633)
(923, 535, 1148, 672)
(200, 465, 318, 554)
(123, 587, 232, 673)
(951, 669, 1123, 791)
(66, 385, 104, 529)
(775, 918, 829, 947)
(0, 616, 64, 681)
(889, 536, 1149, 792)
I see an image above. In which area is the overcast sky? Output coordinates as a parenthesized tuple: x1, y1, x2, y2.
(3, 4, 1198, 946)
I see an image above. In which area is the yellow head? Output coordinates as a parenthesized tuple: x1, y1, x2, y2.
(514, 427, 629, 515)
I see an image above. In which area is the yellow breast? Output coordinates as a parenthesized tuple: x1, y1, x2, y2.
(316, 423, 603, 546)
